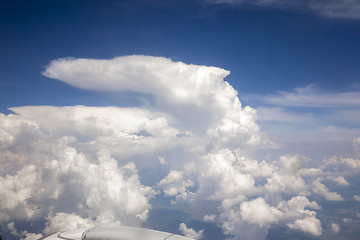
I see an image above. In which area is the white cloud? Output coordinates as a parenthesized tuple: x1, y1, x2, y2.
(195, 149, 256, 200)
(207, 0, 360, 19)
(203, 214, 217, 222)
(2, 56, 274, 238)
(312, 178, 344, 201)
(7, 222, 20, 236)
(0, 113, 43, 150)
(43, 212, 95, 235)
(240, 198, 283, 227)
(10, 105, 179, 139)
(0, 113, 155, 235)
(321, 155, 360, 174)
(219, 195, 323, 239)
(264, 155, 308, 195)
(179, 223, 204, 239)
(278, 196, 321, 212)
(309, 0, 360, 19)
(157, 155, 168, 165)
(2, 55, 358, 240)
(331, 223, 340, 234)
(42, 56, 234, 133)
(252, 86, 360, 160)
(328, 176, 350, 186)
(354, 195, 360, 201)
(21, 232, 43, 240)
(188, 151, 327, 239)
(341, 157, 360, 168)
(256, 107, 316, 124)
(8, 106, 183, 160)
(42, 56, 274, 152)
(256, 85, 360, 108)
(43, 56, 231, 107)
(158, 170, 194, 202)
(287, 217, 322, 236)
(0, 165, 41, 222)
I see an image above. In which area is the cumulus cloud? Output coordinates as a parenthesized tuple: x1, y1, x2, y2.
(158, 170, 194, 202)
(21, 232, 43, 240)
(331, 223, 340, 234)
(2, 56, 274, 238)
(341, 157, 360, 168)
(219, 195, 322, 239)
(207, 0, 360, 19)
(312, 178, 344, 201)
(43, 212, 94, 235)
(8, 106, 182, 160)
(328, 176, 350, 186)
(42, 56, 273, 152)
(42, 56, 234, 133)
(192, 152, 325, 239)
(321, 154, 360, 172)
(0, 165, 41, 222)
(179, 223, 204, 239)
(240, 198, 282, 227)
(195, 149, 256, 201)
(2, 55, 358, 240)
(287, 217, 322, 236)
(0, 112, 155, 236)
(264, 155, 308, 195)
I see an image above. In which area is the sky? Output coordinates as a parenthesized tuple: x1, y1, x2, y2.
(1, 0, 360, 240)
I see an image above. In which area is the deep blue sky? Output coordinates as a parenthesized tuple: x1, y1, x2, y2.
(1, 0, 360, 113)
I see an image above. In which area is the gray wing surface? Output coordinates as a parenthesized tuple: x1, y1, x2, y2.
(40, 226, 195, 240)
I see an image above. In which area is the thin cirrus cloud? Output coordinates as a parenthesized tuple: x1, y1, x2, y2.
(207, 0, 360, 19)
(252, 85, 360, 155)
(256, 85, 360, 108)
(251, 85, 360, 155)
(1, 55, 359, 240)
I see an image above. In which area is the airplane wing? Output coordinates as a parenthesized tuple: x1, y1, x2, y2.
(39, 226, 195, 240)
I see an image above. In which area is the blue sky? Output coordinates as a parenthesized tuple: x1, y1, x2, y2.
(2, 0, 360, 111)
(1, 1, 360, 240)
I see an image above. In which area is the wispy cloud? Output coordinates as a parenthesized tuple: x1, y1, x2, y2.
(252, 85, 360, 157)
(256, 106, 316, 124)
(257, 85, 360, 108)
(207, 0, 360, 19)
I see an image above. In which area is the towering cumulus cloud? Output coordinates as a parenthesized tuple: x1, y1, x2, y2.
(1, 56, 357, 240)
(43, 56, 234, 132)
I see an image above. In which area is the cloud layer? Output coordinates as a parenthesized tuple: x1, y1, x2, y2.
(1, 56, 359, 240)
(207, 0, 360, 19)
(43, 56, 235, 133)
(252, 85, 360, 159)
(257, 85, 360, 108)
